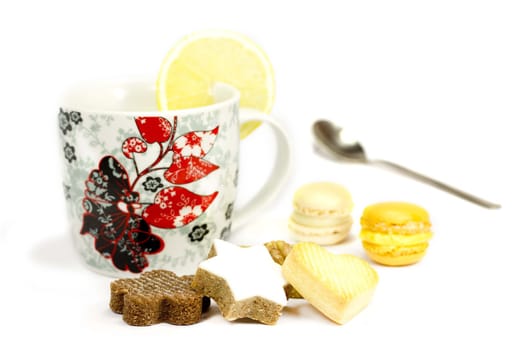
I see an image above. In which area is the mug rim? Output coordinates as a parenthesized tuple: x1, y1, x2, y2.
(59, 79, 240, 115)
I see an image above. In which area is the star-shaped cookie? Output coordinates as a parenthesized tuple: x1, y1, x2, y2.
(192, 239, 287, 325)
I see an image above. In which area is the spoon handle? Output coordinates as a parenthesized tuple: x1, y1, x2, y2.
(371, 159, 501, 209)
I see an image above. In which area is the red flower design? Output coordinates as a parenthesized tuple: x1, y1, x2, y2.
(143, 187, 218, 229)
(172, 126, 219, 157)
(122, 137, 147, 159)
(164, 155, 219, 184)
(80, 116, 221, 273)
(135, 116, 173, 143)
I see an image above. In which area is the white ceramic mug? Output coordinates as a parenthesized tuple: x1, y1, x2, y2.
(58, 81, 291, 277)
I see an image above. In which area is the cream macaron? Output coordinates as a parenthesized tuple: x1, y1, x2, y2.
(288, 182, 353, 245)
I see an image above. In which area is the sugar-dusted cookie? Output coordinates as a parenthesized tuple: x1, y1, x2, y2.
(192, 239, 287, 325)
(110, 269, 209, 326)
(282, 242, 378, 324)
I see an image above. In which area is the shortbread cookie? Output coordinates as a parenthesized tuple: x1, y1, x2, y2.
(264, 240, 302, 299)
(282, 242, 378, 324)
(192, 239, 287, 325)
(110, 269, 209, 326)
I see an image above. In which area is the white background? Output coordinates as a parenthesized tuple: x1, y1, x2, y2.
(0, 0, 524, 349)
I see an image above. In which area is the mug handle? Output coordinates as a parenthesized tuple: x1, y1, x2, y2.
(231, 108, 292, 231)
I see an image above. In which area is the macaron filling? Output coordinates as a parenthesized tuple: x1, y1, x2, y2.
(359, 229, 432, 246)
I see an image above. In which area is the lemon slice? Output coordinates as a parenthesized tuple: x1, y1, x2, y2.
(157, 30, 275, 139)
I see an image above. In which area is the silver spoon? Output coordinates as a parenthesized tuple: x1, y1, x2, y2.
(312, 119, 501, 209)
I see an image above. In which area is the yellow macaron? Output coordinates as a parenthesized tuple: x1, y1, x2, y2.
(288, 182, 353, 245)
(359, 201, 432, 266)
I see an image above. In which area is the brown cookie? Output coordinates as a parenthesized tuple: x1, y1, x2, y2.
(110, 269, 209, 326)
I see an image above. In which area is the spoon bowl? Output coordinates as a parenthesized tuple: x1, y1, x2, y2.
(313, 120, 367, 162)
(312, 119, 501, 209)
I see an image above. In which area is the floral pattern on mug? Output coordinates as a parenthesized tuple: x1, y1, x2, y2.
(63, 143, 77, 163)
(188, 224, 210, 242)
(225, 202, 234, 220)
(78, 115, 221, 273)
(142, 176, 164, 192)
(220, 223, 232, 240)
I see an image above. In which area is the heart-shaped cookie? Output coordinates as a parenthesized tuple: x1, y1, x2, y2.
(282, 242, 379, 324)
